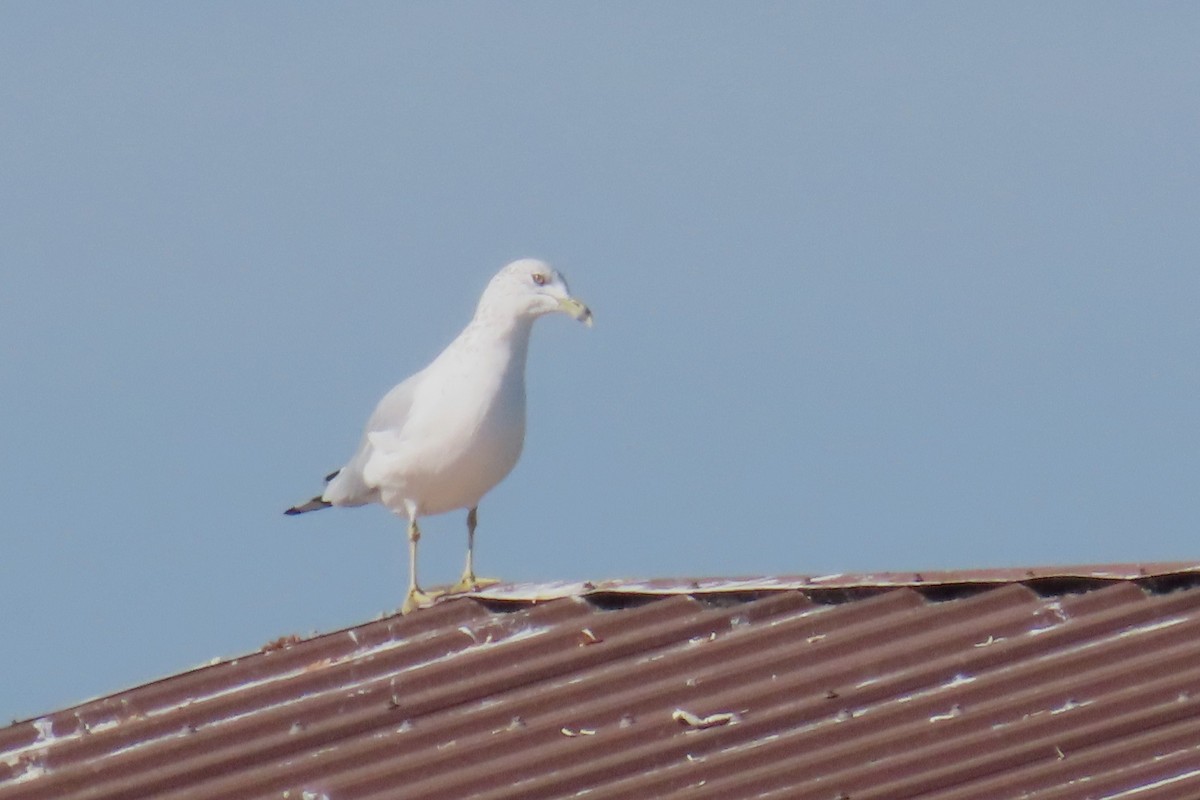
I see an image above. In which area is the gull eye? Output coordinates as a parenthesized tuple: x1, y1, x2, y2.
(532, 273, 548, 286)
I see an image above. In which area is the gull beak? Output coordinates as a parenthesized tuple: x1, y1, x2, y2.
(559, 296, 594, 328)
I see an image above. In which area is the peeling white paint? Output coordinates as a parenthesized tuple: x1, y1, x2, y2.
(1028, 601, 1070, 636)
(1096, 766, 1200, 798)
(1027, 615, 1189, 657)
(0, 622, 551, 781)
(311, 623, 553, 702)
(1050, 698, 1091, 715)
(86, 719, 120, 734)
(10, 762, 48, 784)
(1046, 600, 1069, 622)
(894, 672, 977, 705)
(31, 718, 54, 743)
(990, 697, 1094, 731)
(636, 652, 669, 665)
(0, 718, 86, 769)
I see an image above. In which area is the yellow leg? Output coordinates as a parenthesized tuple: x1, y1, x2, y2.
(401, 517, 434, 614)
(448, 506, 499, 594)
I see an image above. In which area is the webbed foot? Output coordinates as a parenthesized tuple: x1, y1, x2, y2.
(401, 585, 438, 614)
(446, 572, 501, 595)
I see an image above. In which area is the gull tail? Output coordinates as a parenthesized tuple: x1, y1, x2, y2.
(284, 469, 341, 515)
(284, 497, 332, 515)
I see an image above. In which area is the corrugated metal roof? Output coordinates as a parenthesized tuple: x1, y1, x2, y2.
(4, 563, 1200, 800)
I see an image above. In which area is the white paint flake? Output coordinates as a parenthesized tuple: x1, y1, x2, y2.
(10, 763, 48, 784)
(1050, 698, 1091, 715)
(31, 719, 54, 743)
(1096, 767, 1200, 798)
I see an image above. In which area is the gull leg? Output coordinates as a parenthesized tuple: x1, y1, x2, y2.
(401, 517, 434, 614)
(449, 506, 499, 594)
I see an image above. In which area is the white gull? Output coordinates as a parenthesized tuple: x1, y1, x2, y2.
(286, 258, 592, 613)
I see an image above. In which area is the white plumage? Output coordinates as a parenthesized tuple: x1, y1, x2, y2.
(286, 258, 592, 613)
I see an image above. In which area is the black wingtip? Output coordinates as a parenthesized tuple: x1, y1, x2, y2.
(324, 469, 341, 483)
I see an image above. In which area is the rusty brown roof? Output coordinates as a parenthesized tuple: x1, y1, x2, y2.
(4, 563, 1200, 800)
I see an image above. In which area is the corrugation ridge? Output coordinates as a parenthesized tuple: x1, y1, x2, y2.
(918, 707, 1200, 800)
(0, 598, 593, 800)
(942, 754, 1200, 800)
(1019, 744, 1200, 800)
(75, 594, 713, 800)
(0, 607, 477, 784)
(534, 628, 1030, 796)
(0, 600, 549, 797)
(398, 588, 1045, 800)
(571, 587, 1200, 800)
(691, 630, 1200, 800)
(1091, 774, 1200, 800)
(681, 592, 1200, 799)
(866, 693, 1200, 800)
(0, 600, 490, 780)
(0, 588, 810, 791)
(742, 746, 1200, 800)
(6, 577, 1199, 800)
(239, 592, 820, 800)
(911, 654, 1200, 799)
(333, 591, 930, 799)
(50, 600, 487, 734)
(1055, 581, 1149, 617)
(266, 592, 834, 800)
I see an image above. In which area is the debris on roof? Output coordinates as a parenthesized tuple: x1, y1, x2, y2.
(4, 563, 1200, 800)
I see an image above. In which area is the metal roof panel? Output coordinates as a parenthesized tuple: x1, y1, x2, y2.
(4, 563, 1200, 800)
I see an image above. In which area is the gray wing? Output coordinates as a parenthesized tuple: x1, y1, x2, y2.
(321, 369, 423, 506)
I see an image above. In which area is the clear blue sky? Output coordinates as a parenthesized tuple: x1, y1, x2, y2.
(2, 3, 1197, 723)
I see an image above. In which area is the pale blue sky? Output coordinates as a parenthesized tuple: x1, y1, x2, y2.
(2, 3, 1197, 722)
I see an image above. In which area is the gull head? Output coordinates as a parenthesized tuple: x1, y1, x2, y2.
(480, 258, 593, 327)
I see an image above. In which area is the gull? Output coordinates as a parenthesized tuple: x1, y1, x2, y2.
(285, 259, 592, 613)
